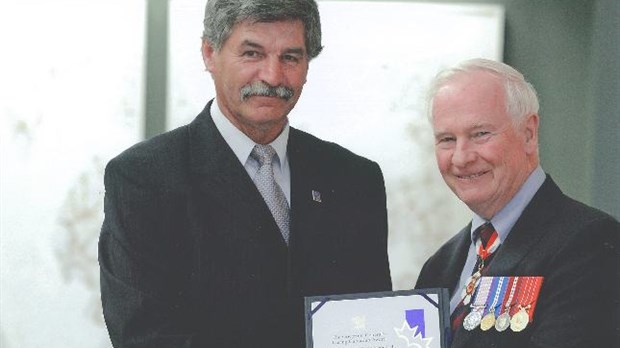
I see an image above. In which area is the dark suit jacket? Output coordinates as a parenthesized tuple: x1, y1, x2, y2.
(98, 101, 392, 348)
(415, 176, 619, 348)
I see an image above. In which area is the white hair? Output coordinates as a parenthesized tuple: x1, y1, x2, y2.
(427, 58, 540, 124)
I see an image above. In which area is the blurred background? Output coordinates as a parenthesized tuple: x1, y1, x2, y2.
(1, 0, 618, 347)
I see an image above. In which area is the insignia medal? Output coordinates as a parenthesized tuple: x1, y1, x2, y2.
(495, 277, 519, 332)
(459, 227, 500, 305)
(463, 277, 492, 331)
(463, 309, 483, 331)
(480, 276, 507, 331)
(509, 277, 531, 332)
(510, 306, 530, 332)
(495, 312, 511, 332)
(509, 277, 543, 332)
(461, 271, 481, 305)
(479, 312, 496, 331)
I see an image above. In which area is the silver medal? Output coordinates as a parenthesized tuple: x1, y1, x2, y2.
(463, 310, 483, 331)
(495, 312, 511, 332)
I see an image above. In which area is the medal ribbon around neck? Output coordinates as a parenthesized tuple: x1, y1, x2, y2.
(476, 229, 500, 261)
(459, 227, 501, 305)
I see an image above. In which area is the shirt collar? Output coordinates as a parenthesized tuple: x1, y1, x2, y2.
(210, 101, 289, 166)
(470, 165, 546, 243)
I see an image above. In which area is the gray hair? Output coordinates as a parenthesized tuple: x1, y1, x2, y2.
(427, 58, 539, 123)
(202, 0, 323, 59)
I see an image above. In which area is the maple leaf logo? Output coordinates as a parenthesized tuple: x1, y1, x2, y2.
(394, 321, 433, 348)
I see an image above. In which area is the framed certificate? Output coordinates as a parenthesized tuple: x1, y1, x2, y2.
(305, 288, 450, 348)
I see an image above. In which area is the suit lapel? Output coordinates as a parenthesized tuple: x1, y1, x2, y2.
(485, 176, 563, 276)
(445, 226, 474, 293)
(188, 101, 286, 245)
(287, 128, 329, 246)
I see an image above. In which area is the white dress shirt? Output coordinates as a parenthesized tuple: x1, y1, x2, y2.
(210, 101, 291, 204)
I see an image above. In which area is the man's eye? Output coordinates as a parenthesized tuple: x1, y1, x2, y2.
(437, 136, 455, 144)
(471, 131, 493, 144)
(242, 51, 260, 58)
(282, 54, 300, 63)
(473, 131, 491, 138)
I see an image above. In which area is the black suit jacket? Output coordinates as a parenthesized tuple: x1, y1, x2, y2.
(99, 101, 392, 348)
(415, 176, 619, 348)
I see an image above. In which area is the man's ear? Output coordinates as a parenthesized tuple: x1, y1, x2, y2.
(523, 113, 539, 154)
(201, 40, 217, 73)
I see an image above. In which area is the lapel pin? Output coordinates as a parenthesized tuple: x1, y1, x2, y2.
(312, 190, 322, 203)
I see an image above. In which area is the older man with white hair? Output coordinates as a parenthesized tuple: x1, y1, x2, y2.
(415, 58, 619, 348)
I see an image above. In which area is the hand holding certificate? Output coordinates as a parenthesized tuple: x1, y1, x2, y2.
(305, 289, 450, 348)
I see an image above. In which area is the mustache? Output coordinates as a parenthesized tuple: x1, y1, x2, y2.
(240, 81, 294, 101)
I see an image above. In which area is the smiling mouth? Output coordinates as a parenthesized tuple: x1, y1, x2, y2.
(456, 171, 489, 180)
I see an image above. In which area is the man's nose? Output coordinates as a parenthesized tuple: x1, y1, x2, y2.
(259, 56, 285, 87)
(451, 140, 476, 167)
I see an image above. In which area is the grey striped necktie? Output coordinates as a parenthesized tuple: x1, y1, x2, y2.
(250, 144, 290, 244)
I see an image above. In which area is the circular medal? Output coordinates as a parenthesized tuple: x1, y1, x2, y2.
(510, 308, 529, 332)
(480, 313, 495, 331)
(494, 312, 511, 332)
(463, 310, 482, 331)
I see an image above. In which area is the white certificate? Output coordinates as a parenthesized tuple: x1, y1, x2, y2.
(305, 289, 450, 348)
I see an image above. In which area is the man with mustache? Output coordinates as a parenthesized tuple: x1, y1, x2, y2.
(98, 0, 392, 347)
(415, 58, 619, 347)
